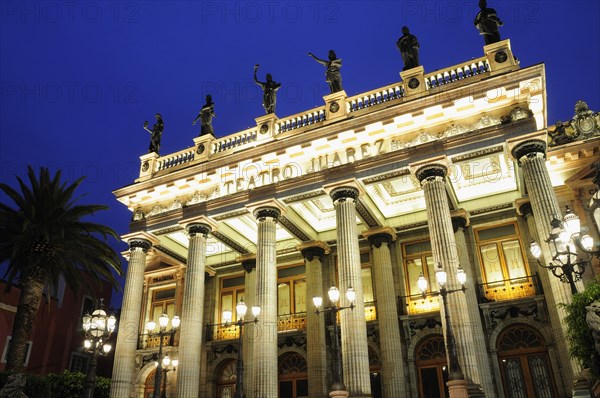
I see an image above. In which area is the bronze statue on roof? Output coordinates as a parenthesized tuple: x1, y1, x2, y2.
(308, 50, 343, 94)
(253, 64, 281, 114)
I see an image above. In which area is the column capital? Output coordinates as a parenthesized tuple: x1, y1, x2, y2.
(323, 179, 364, 203)
(450, 209, 470, 233)
(363, 227, 396, 248)
(238, 254, 257, 273)
(515, 199, 533, 217)
(413, 163, 448, 183)
(186, 223, 212, 237)
(298, 241, 331, 261)
(246, 199, 286, 221)
(122, 231, 159, 252)
(180, 215, 218, 234)
(510, 138, 547, 166)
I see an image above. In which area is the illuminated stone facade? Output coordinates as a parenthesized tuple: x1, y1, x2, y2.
(111, 40, 600, 398)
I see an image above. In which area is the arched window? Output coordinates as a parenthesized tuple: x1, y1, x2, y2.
(278, 352, 308, 398)
(144, 369, 156, 398)
(217, 359, 237, 398)
(497, 324, 557, 397)
(415, 335, 448, 398)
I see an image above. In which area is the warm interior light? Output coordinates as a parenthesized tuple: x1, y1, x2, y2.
(417, 273, 428, 293)
(171, 316, 180, 329)
(251, 306, 261, 317)
(346, 286, 356, 303)
(222, 310, 233, 324)
(313, 296, 323, 309)
(530, 241, 542, 259)
(236, 301, 248, 319)
(159, 313, 169, 328)
(328, 286, 340, 304)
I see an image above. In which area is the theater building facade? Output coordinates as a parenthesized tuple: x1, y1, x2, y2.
(110, 40, 600, 398)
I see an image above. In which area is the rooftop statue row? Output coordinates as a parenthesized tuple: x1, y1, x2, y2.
(142, 0, 504, 155)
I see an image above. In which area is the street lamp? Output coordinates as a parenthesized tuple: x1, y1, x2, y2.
(530, 206, 600, 294)
(208, 300, 260, 398)
(160, 355, 178, 398)
(81, 299, 117, 398)
(417, 264, 467, 385)
(147, 314, 180, 398)
(312, 286, 356, 393)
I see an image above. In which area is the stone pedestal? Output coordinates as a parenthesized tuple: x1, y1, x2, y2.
(137, 152, 159, 182)
(255, 113, 279, 140)
(447, 379, 469, 398)
(400, 66, 426, 97)
(192, 134, 215, 162)
(324, 90, 348, 121)
(329, 389, 350, 398)
(484, 39, 519, 76)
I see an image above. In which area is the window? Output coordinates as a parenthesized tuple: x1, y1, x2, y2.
(1, 336, 32, 367)
(475, 222, 534, 301)
(402, 240, 440, 314)
(145, 286, 177, 347)
(216, 275, 245, 340)
(69, 352, 89, 373)
(333, 251, 376, 321)
(278, 265, 307, 332)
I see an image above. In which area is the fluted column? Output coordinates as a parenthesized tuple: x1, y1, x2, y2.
(110, 236, 154, 398)
(330, 186, 371, 397)
(511, 139, 580, 387)
(241, 256, 257, 398)
(301, 243, 329, 398)
(366, 230, 406, 398)
(451, 214, 496, 397)
(176, 222, 211, 397)
(414, 164, 484, 391)
(252, 207, 280, 398)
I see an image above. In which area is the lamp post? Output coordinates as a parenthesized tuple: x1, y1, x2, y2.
(530, 206, 600, 295)
(312, 286, 356, 393)
(417, 264, 467, 387)
(208, 301, 260, 398)
(81, 299, 117, 398)
(160, 355, 178, 398)
(147, 314, 180, 398)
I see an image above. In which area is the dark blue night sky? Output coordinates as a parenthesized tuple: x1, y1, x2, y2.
(1, 1, 599, 306)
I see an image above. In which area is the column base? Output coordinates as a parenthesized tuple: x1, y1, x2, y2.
(466, 382, 486, 397)
(447, 379, 469, 398)
(329, 390, 349, 398)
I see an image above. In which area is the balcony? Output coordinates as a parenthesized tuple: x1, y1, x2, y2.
(278, 312, 307, 332)
(398, 293, 441, 316)
(476, 274, 542, 303)
(137, 332, 177, 350)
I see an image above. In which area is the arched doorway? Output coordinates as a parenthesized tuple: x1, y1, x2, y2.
(278, 352, 308, 398)
(415, 334, 448, 398)
(497, 324, 558, 397)
(217, 359, 237, 398)
(368, 344, 382, 398)
(144, 369, 156, 398)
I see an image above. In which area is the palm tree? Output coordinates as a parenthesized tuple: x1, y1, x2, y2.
(0, 166, 123, 373)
